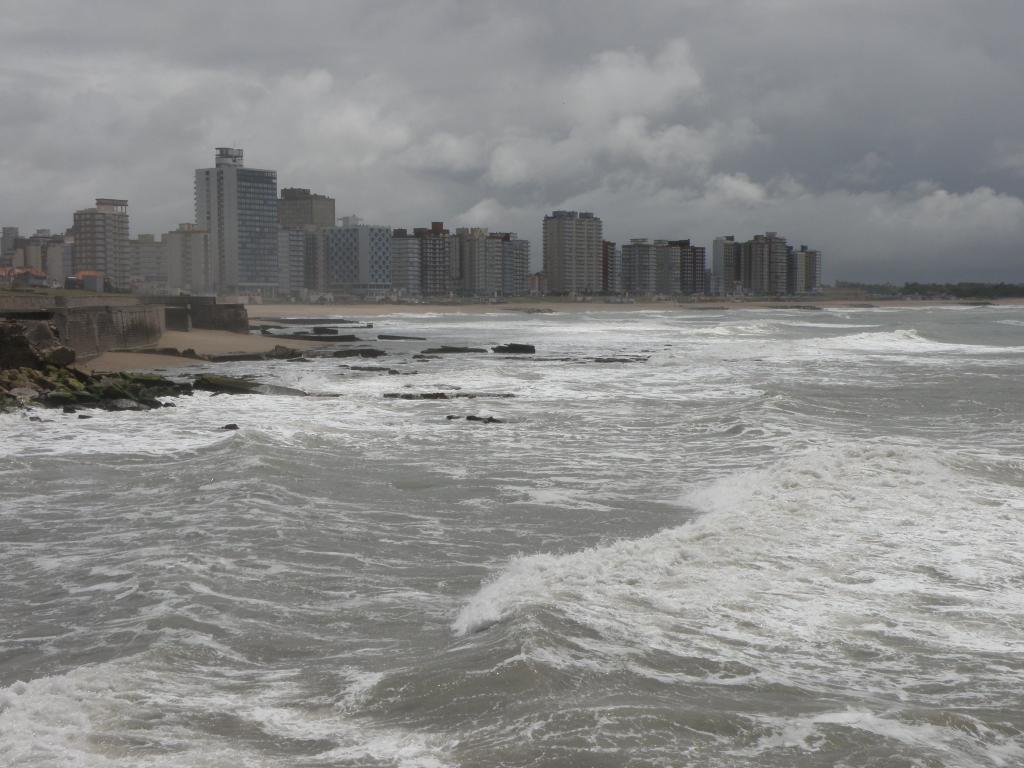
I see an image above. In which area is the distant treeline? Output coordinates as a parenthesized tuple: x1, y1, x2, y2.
(835, 281, 1024, 299)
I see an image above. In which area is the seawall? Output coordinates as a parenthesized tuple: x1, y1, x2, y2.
(0, 298, 165, 362)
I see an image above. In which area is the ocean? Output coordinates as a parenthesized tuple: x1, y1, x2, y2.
(1, 305, 1023, 767)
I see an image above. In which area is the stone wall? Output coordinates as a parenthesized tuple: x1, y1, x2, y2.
(51, 305, 164, 361)
(190, 303, 248, 333)
(0, 294, 140, 311)
(140, 295, 249, 333)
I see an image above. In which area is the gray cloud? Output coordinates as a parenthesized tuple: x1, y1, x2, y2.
(2, 0, 1023, 281)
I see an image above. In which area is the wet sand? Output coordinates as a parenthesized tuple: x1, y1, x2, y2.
(78, 330, 318, 373)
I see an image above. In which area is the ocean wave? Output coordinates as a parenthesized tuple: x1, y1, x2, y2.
(453, 439, 1024, 673)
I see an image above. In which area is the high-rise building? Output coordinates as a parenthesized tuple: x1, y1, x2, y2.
(321, 215, 391, 297)
(277, 228, 307, 297)
(1, 227, 18, 267)
(195, 147, 279, 295)
(542, 210, 602, 295)
(601, 240, 621, 294)
(621, 239, 659, 295)
(72, 198, 130, 290)
(739, 232, 789, 296)
(129, 234, 167, 294)
(453, 227, 501, 296)
(417, 222, 452, 297)
(712, 236, 740, 296)
(670, 239, 706, 296)
(788, 245, 822, 294)
(390, 229, 421, 297)
(164, 223, 212, 294)
(492, 232, 530, 297)
(278, 188, 336, 230)
(655, 240, 680, 295)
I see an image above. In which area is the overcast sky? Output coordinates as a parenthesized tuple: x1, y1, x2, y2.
(2, 0, 1023, 282)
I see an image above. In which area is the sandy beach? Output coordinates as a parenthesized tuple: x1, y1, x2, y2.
(78, 329, 319, 374)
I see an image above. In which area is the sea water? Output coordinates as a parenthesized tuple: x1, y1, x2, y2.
(1, 306, 1022, 767)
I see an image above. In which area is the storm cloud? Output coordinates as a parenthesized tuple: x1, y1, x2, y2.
(2, 0, 1023, 282)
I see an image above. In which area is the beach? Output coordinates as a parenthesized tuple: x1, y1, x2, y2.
(73, 297, 1022, 373)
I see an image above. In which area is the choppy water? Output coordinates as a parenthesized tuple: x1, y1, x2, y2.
(2, 305, 1023, 767)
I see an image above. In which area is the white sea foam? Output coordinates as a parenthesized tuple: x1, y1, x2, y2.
(453, 439, 1024, 684)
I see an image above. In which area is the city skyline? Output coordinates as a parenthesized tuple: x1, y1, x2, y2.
(3, 145, 824, 299)
(2, 2, 1023, 282)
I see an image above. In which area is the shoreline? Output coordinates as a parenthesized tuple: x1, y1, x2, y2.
(249, 297, 1024, 318)
(78, 298, 1023, 374)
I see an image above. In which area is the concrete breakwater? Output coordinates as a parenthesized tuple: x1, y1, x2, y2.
(0, 298, 164, 361)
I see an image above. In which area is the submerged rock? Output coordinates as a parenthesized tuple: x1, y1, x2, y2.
(221, 423, 239, 430)
(466, 415, 503, 424)
(378, 334, 427, 341)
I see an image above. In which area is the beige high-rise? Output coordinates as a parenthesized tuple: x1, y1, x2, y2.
(542, 211, 602, 295)
(72, 198, 130, 290)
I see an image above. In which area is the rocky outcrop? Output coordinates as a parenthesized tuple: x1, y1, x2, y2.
(378, 334, 427, 341)
(0, 365, 192, 412)
(0, 318, 76, 369)
(492, 343, 535, 354)
(192, 374, 309, 397)
(383, 391, 515, 400)
(330, 348, 387, 358)
(420, 346, 488, 354)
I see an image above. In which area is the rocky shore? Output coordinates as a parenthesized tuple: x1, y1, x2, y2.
(0, 318, 192, 413)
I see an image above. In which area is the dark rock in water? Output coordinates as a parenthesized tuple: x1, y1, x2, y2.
(62, 406, 76, 414)
(103, 398, 150, 412)
(492, 343, 536, 354)
(312, 326, 339, 335)
(420, 346, 488, 354)
(206, 345, 303, 363)
(221, 423, 239, 430)
(332, 348, 387, 358)
(347, 365, 403, 375)
(378, 334, 427, 341)
(446, 414, 459, 420)
(162, 402, 176, 407)
(29, 415, 43, 422)
(78, 414, 92, 419)
(383, 390, 514, 400)
(585, 356, 649, 364)
(270, 332, 361, 342)
(192, 374, 262, 394)
(466, 415, 503, 424)
(193, 374, 308, 397)
(412, 354, 439, 361)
